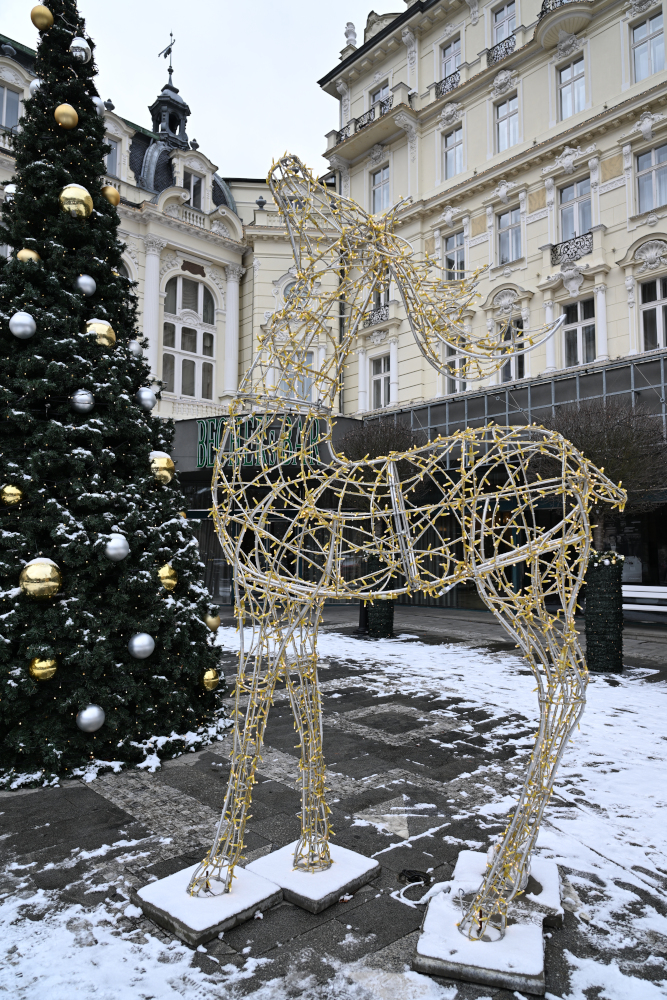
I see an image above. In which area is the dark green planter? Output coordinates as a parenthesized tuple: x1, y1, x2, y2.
(367, 600, 395, 639)
(585, 553, 624, 673)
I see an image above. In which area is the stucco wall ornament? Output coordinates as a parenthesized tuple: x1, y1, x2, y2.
(490, 68, 518, 99)
(559, 261, 589, 296)
(395, 112, 418, 163)
(441, 205, 457, 228)
(464, 0, 480, 24)
(494, 179, 517, 205)
(556, 30, 580, 60)
(402, 28, 417, 73)
(439, 102, 463, 128)
(625, 0, 652, 15)
(0, 66, 23, 86)
(329, 154, 350, 198)
(336, 79, 350, 124)
(205, 266, 227, 306)
(634, 240, 667, 273)
(368, 143, 386, 167)
(164, 203, 180, 218)
(159, 250, 182, 277)
(369, 329, 388, 345)
(211, 220, 231, 237)
(624, 111, 665, 143)
(543, 143, 596, 177)
(493, 288, 519, 315)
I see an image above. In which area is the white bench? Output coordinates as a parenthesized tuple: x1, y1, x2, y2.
(622, 585, 667, 613)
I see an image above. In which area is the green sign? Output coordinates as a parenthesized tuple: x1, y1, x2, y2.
(196, 415, 320, 470)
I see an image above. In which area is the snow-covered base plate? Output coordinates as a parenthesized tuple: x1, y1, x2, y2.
(413, 850, 562, 995)
(136, 864, 282, 947)
(246, 841, 380, 914)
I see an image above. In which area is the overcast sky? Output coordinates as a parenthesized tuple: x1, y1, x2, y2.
(3, 0, 402, 179)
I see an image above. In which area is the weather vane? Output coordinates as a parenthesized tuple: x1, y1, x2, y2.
(158, 32, 176, 81)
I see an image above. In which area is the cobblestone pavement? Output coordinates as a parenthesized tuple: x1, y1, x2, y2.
(2, 604, 666, 998)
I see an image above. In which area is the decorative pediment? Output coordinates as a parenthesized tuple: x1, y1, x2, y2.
(634, 239, 667, 273)
(542, 143, 597, 177)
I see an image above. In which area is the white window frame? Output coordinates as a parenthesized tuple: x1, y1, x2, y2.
(279, 350, 315, 402)
(562, 297, 596, 368)
(443, 126, 463, 180)
(636, 141, 667, 214)
(497, 206, 522, 265)
(444, 229, 465, 279)
(639, 274, 667, 350)
(0, 84, 20, 131)
(492, 1, 516, 44)
(105, 137, 120, 177)
(161, 275, 217, 401)
(631, 10, 665, 83)
(499, 317, 525, 382)
(559, 176, 592, 241)
(371, 354, 391, 409)
(495, 94, 519, 153)
(183, 169, 204, 210)
(558, 56, 586, 121)
(370, 80, 390, 107)
(440, 37, 462, 79)
(371, 164, 391, 214)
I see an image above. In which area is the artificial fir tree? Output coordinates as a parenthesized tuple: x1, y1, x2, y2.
(0, 1, 223, 785)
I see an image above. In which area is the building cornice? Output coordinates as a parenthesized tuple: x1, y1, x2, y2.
(117, 202, 248, 254)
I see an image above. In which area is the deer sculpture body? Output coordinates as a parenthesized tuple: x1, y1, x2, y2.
(188, 156, 625, 943)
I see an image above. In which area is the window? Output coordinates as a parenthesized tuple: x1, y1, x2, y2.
(501, 319, 524, 382)
(632, 13, 664, 83)
(279, 351, 314, 401)
(495, 95, 518, 152)
(637, 143, 667, 213)
(558, 57, 585, 120)
(372, 355, 391, 408)
(443, 127, 463, 179)
(372, 276, 390, 310)
(371, 81, 389, 106)
(640, 277, 667, 350)
(0, 86, 20, 130)
(371, 165, 390, 214)
(105, 138, 119, 177)
(560, 177, 591, 241)
(563, 298, 595, 367)
(444, 230, 465, 280)
(493, 2, 515, 43)
(183, 170, 203, 210)
(162, 275, 216, 399)
(441, 38, 461, 78)
(498, 207, 521, 264)
(446, 346, 466, 394)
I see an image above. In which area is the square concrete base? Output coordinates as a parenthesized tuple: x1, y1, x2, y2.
(246, 841, 380, 914)
(137, 863, 282, 947)
(413, 850, 562, 996)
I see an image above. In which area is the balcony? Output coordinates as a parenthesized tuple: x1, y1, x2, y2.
(535, 0, 594, 48)
(335, 95, 394, 146)
(363, 305, 389, 328)
(488, 35, 516, 66)
(550, 232, 593, 266)
(0, 125, 18, 154)
(435, 71, 460, 99)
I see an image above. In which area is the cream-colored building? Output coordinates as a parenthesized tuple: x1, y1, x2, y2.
(318, 0, 667, 416)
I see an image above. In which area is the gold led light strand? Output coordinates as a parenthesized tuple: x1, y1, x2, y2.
(187, 156, 626, 946)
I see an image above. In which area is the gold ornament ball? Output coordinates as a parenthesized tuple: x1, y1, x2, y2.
(1, 484, 23, 506)
(201, 669, 220, 692)
(30, 5, 54, 29)
(17, 248, 41, 263)
(19, 558, 62, 599)
(54, 104, 78, 130)
(158, 563, 178, 591)
(85, 318, 116, 347)
(205, 614, 221, 632)
(149, 451, 175, 485)
(101, 185, 120, 207)
(29, 657, 57, 681)
(59, 183, 93, 218)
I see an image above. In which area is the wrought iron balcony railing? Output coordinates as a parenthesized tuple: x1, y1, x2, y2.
(537, 0, 581, 20)
(334, 96, 394, 145)
(356, 107, 376, 131)
(363, 305, 389, 327)
(336, 121, 354, 144)
(435, 71, 461, 98)
(488, 34, 516, 66)
(550, 231, 593, 266)
(378, 96, 393, 115)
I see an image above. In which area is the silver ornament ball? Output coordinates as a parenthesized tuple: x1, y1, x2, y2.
(70, 37, 91, 63)
(135, 387, 157, 411)
(9, 311, 36, 340)
(128, 632, 155, 659)
(75, 274, 96, 296)
(71, 389, 95, 413)
(76, 704, 105, 733)
(29, 78, 42, 97)
(3, 183, 17, 202)
(128, 340, 143, 358)
(104, 533, 130, 561)
(92, 96, 105, 117)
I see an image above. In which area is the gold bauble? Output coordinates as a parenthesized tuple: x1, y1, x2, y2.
(1, 485, 23, 506)
(59, 183, 93, 218)
(158, 563, 178, 591)
(30, 5, 54, 29)
(54, 104, 78, 130)
(179, 511, 187, 519)
(17, 249, 41, 263)
(201, 668, 220, 692)
(205, 614, 221, 632)
(85, 318, 116, 347)
(101, 185, 120, 207)
(29, 657, 57, 681)
(19, 558, 62, 599)
(149, 451, 175, 484)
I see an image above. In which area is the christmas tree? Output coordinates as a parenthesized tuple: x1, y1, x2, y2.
(0, 1, 224, 786)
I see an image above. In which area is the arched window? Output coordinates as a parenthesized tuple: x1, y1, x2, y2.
(161, 276, 217, 400)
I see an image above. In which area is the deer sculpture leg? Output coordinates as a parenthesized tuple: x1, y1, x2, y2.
(458, 536, 588, 939)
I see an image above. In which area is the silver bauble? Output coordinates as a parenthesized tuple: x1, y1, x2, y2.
(92, 96, 105, 117)
(9, 311, 36, 340)
(75, 274, 96, 296)
(128, 632, 155, 659)
(3, 183, 17, 202)
(29, 78, 43, 97)
(71, 389, 95, 413)
(104, 533, 130, 561)
(135, 387, 157, 411)
(128, 340, 143, 358)
(76, 704, 105, 732)
(70, 37, 91, 63)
